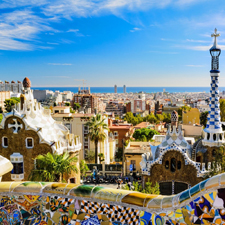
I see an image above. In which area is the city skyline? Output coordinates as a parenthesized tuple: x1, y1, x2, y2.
(1, 0, 225, 87)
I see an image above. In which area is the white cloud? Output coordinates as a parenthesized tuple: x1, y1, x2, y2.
(0, 0, 212, 51)
(186, 65, 204, 67)
(185, 39, 209, 43)
(44, 76, 71, 78)
(0, 9, 54, 50)
(130, 27, 141, 32)
(67, 29, 85, 37)
(149, 50, 178, 54)
(48, 63, 72, 65)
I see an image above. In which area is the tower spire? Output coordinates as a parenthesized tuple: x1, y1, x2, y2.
(211, 28, 220, 49)
(202, 28, 224, 147)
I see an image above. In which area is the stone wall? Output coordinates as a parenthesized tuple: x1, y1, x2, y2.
(144, 151, 203, 187)
(0, 116, 52, 181)
(0, 173, 225, 224)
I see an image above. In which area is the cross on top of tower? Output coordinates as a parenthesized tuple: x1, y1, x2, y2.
(211, 28, 220, 48)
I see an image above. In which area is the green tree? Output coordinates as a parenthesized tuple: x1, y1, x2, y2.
(144, 113, 157, 123)
(70, 108, 75, 113)
(200, 111, 208, 127)
(178, 105, 191, 117)
(80, 160, 89, 178)
(65, 102, 71, 106)
(29, 152, 78, 182)
(205, 145, 225, 178)
(11, 97, 20, 103)
(86, 151, 95, 163)
(98, 153, 105, 163)
(156, 114, 164, 122)
(124, 112, 135, 124)
(115, 147, 123, 161)
(122, 180, 160, 194)
(162, 113, 171, 123)
(141, 179, 160, 194)
(0, 114, 3, 123)
(85, 114, 108, 163)
(220, 99, 225, 121)
(133, 128, 159, 141)
(4, 98, 20, 112)
(73, 103, 81, 111)
(124, 112, 143, 126)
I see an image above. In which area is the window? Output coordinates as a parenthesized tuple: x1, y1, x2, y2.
(12, 162, 23, 174)
(177, 161, 181, 170)
(131, 160, 136, 170)
(114, 131, 118, 136)
(213, 134, 217, 141)
(26, 138, 34, 148)
(165, 160, 169, 169)
(2, 137, 8, 147)
(207, 133, 210, 140)
(220, 134, 223, 140)
(171, 158, 176, 172)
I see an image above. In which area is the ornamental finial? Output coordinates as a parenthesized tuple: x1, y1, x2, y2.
(211, 28, 220, 47)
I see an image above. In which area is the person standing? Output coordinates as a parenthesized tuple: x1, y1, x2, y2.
(128, 179, 132, 190)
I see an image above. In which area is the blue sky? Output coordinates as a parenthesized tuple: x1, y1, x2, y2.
(1, 0, 225, 87)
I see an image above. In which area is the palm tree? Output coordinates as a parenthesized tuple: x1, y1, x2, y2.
(29, 152, 78, 182)
(85, 114, 108, 163)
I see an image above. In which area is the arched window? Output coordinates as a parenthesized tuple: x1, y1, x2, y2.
(165, 160, 169, 169)
(171, 158, 176, 172)
(2, 137, 8, 147)
(207, 133, 210, 140)
(177, 161, 181, 170)
(212, 149, 216, 157)
(25, 138, 34, 148)
(213, 134, 216, 141)
(220, 134, 223, 140)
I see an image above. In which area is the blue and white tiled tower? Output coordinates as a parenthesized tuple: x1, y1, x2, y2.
(202, 28, 225, 147)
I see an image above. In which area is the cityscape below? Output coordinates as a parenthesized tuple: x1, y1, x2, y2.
(32, 86, 221, 93)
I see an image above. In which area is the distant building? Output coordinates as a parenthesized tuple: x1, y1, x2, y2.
(126, 93, 151, 116)
(182, 108, 200, 125)
(105, 102, 124, 117)
(71, 93, 99, 114)
(123, 85, 126, 93)
(0, 81, 22, 93)
(52, 113, 115, 164)
(108, 118, 134, 149)
(114, 85, 117, 93)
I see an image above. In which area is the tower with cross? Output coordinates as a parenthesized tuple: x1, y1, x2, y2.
(202, 28, 225, 148)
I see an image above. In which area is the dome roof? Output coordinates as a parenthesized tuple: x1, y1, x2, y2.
(23, 77, 31, 88)
(171, 110, 178, 122)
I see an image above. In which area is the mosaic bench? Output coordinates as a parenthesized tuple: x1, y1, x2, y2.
(0, 173, 225, 224)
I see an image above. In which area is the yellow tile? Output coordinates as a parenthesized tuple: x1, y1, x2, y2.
(42, 183, 68, 194)
(121, 192, 148, 206)
(0, 182, 15, 192)
(12, 182, 42, 193)
(94, 189, 130, 202)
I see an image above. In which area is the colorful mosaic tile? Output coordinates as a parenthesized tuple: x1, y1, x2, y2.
(0, 175, 225, 224)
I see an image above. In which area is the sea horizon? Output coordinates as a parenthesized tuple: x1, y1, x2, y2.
(31, 86, 225, 94)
